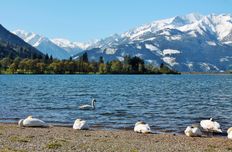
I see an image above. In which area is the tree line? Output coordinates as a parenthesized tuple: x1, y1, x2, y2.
(0, 53, 179, 74)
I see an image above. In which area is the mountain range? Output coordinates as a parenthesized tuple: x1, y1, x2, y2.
(74, 13, 232, 72)
(6, 13, 232, 72)
(0, 24, 43, 59)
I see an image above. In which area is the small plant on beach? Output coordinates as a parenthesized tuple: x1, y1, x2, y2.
(226, 147, 232, 151)
(8, 135, 31, 143)
(46, 140, 65, 149)
(130, 149, 139, 152)
(205, 144, 218, 152)
(0, 146, 28, 152)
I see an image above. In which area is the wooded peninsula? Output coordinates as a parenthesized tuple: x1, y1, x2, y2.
(0, 52, 179, 74)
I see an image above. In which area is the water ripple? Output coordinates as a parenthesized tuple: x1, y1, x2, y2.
(0, 75, 232, 133)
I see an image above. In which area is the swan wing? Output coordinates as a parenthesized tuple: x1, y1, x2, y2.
(184, 126, 192, 137)
(227, 127, 232, 134)
(200, 120, 212, 130)
(185, 126, 202, 137)
(192, 128, 202, 136)
(134, 124, 151, 133)
(73, 120, 89, 130)
(79, 105, 92, 109)
(18, 119, 24, 127)
(228, 132, 232, 139)
(200, 120, 221, 132)
(23, 118, 46, 127)
(213, 121, 220, 129)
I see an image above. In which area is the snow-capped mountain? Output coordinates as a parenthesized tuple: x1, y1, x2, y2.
(51, 38, 93, 56)
(12, 30, 71, 59)
(74, 13, 232, 72)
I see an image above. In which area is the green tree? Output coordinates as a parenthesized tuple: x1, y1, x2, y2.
(98, 56, 104, 64)
(98, 63, 107, 74)
(0, 57, 12, 71)
(36, 62, 47, 74)
(129, 56, 144, 72)
(111, 60, 122, 73)
(80, 52, 89, 63)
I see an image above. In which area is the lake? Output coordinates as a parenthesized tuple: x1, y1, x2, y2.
(0, 75, 232, 133)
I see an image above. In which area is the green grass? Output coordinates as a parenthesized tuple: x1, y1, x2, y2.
(8, 135, 33, 143)
(130, 148, 139, 152)
(0, 147, 27, 152)
(46, 139, 67, 149)
(205, 145, 218, 152)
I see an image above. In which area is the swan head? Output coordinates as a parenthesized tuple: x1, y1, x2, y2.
(18, 119, 24, 127)
(27, 116, 33, 119)
(210, 118, 213, 121)
(92, 99, 96, 103)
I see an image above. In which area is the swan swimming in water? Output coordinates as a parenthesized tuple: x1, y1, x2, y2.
(134, 121, 152, 134)
(73, 119, 89, 130)
(200, 118, 222, 133)
(185, 125, 203, 137)
(79, 99, 96, 110)
(18, 116, 48, 127)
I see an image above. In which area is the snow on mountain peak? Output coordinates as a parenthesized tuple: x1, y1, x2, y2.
(12, 30, 70, 59)
(12, 29, 48, 47)
(51, 38, 93, 50)
(122, 13, 205, 40)
(121, 13, 232, 42)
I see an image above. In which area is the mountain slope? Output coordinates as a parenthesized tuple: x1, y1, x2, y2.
(0, 24, 44, 59)
(51, 38, 92, 56)
(12, 30, 70, 59)
(74, 13, 232, 72)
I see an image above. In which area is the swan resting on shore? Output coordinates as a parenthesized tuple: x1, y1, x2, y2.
(227, 127, 232, 139)
(200, 118, 222, 133)
(79, 99, 96, 110)
(73, 119, 89, 130)
(134, 121, 152, 134)
(185, 125, 202, 137)
(18, 116, 48, 127)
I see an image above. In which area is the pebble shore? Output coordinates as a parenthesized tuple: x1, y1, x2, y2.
(0, 123, 231, 152)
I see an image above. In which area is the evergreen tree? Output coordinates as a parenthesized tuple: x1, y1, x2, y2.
(99, 56, 104, 64)
(81, 52, 88, 63)
(50, 55, 53, 61)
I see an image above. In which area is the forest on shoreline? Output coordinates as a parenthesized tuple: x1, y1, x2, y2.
(0, 53, 179, 74)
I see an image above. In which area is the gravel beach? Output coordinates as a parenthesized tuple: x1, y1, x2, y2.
(0, 123, 231, 152)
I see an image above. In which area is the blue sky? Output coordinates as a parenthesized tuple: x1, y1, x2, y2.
(0, 0, 231, 41)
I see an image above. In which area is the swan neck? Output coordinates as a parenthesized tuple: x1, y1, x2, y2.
(92, 100, 95, 109)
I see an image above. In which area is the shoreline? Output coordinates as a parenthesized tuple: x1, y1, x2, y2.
(0, 123, 232, 152)
(0, 72, 231, 75)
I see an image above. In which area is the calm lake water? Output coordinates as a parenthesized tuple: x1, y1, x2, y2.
(0, 75, 232, 133)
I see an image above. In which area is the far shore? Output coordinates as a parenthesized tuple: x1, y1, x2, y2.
(181, 72, 232, 75)
(0, 123, 232, 152)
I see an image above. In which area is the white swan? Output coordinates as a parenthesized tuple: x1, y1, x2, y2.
(79, 99, 96, 110)
(18, 116, 48, 127)
(185, 125, 202, 137)
(134, 121, 152, 134)
(200, 118, 222, 133)
(73, 119, 89, 130)
(227, 127, 232, 139)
